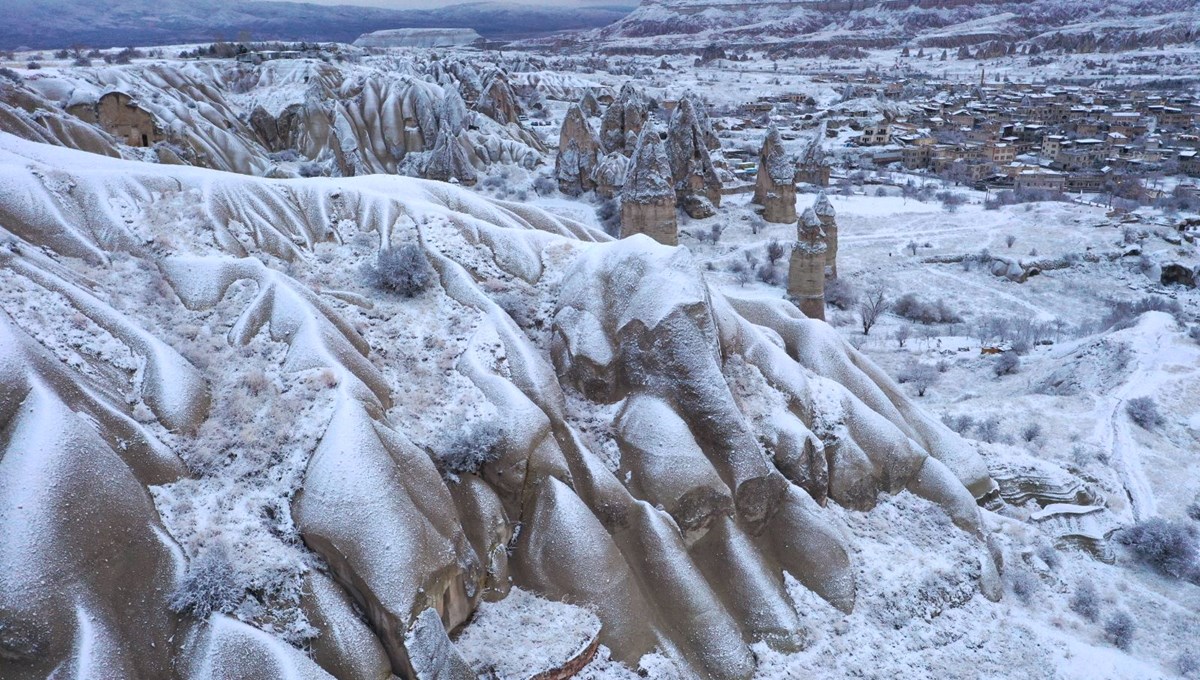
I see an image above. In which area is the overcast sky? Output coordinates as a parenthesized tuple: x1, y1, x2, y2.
(290, 0, 614, 7)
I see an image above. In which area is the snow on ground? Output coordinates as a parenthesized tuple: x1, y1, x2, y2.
(455, 587, 601, 676)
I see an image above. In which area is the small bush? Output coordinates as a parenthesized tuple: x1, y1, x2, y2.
(438, 419, 503, 475)
(1069, 580, 1100, 622)
(898, 361, 937, 396)
(1116, 518, 1199, 581)
(26, 61, 42, 70)
(993, 352, 1020, 377)
(170, 544, 241, 619)
(1009, 569, 1038, 605)
(1101, 296, 1183, 331)
(943, 414, 975, 435)
(363, 244, 434, 297)
(1103, 611, 1135, 651)
(1189, 326, 1200, 345)
(975, 416, 1001, 443)
(1177, 652, 1200, 678)
(596, 198, 620, 237)
(1020, 422, 1043, 443)
(297, 161, 325, 178)
(824, 277, 858, 310)
(0, 67, 20, 83)
(766, 239, 785, 265)
(532, 175, 557, 196)
(72, 57, 92, 67)
(756, 264, 783, 286)
(1125, 396, 1164, 430)
(892, 293, 961, 324)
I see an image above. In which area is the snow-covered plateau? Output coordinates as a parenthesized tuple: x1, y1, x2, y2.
(0, 28, 1199, 680)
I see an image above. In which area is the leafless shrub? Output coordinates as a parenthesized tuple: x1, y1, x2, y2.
(363, 244, 434, 297)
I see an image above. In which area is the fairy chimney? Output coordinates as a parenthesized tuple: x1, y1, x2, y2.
(788, 207, 827, 320)
(600, 83, 648, 155)
(753, 126, 797, 223)
(424, 129, 477, 186)
(477, 71, 522, 126)
(813, 192, 838, 278)
(797, 122, 831, 187)
(620, 124, 677, 245)
(667, 96, 722, 218)
(555, 104, 601, 196)
(579, 89, 602, 118)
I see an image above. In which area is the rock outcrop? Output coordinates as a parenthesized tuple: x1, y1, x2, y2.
(796, 122, 831, 187)
(477, 71, 523, 127)
(555, 104, 601, 196)
(619, 124, 678, 245)
(0, 132, 1000, 680)
(788, 207, 827, 320)
(666, 96, 722, 219)
(599, 83, 649, 155)
(579, 89, 602, 118)
(593, 152, 629, 199)
(753, 126, 797, 224)
(813, 191, 838, 277)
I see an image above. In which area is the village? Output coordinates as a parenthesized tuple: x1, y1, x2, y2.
(731, 68, 1200, 203)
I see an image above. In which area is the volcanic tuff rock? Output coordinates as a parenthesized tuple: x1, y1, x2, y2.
(620, 123, 679, 245)
(754, 126, 798, 224)
(0, 56, 543, 182)
(0, 129, 1000, 677)
(599, 83, 650, 155)
(666, 96, 723, 217)
(790, 206, 828, 321)
(813, 191, 838, 277)
(555, 104, 602, 196)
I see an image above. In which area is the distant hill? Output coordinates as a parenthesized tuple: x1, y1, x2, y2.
(0, 0, 633, 50)
(585, 0, 1197, 53)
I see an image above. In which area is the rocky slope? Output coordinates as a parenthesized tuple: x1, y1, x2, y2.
(0, 55, 545, 180)
(588, 0, 1198, 52)
(0, 129, 1006, 678)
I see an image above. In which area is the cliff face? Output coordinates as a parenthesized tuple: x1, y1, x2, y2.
(0, 131, 998, 678)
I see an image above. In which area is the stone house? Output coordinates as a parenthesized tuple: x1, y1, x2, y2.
(69, 91, 165, 148)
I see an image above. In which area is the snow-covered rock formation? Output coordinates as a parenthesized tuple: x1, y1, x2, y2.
(789, 206, 828, 321)
(353, 28, 485, 49)
(599, 83, 649, 156)
(754, 126, 797, 224)
(0, 57, 544, 183)
(619, 124, 678, 245)
(0, 130, 1000, 678)
(813, 191, 838, 278)
(666, 96, 722, 219)
(555, 104, 601, 196)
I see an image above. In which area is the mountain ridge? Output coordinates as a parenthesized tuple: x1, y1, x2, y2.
(0, 0, 633, 50)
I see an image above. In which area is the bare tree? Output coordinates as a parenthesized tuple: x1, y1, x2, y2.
(899, 361, 938, 396)
(766, 239, 785, 265)
(859, 286, 888, 336)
